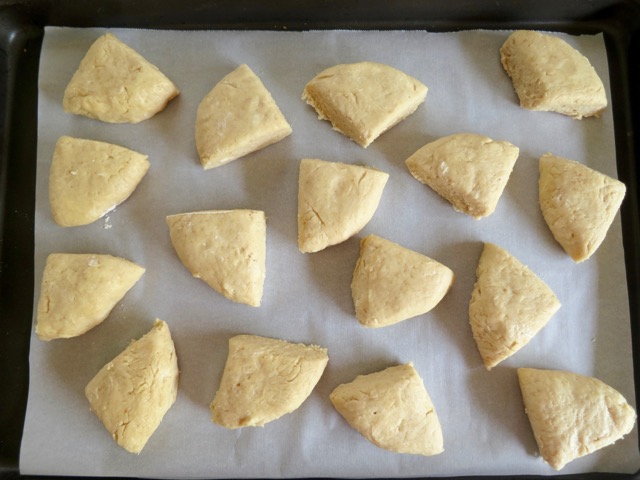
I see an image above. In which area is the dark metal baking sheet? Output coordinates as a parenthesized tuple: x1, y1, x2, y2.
(1, 1, 639, 479)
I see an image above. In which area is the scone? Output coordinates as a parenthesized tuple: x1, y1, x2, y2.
(469, 243, 560, 370)
(298, 158, 389, 253)
(406, 133, 519, 219)
(85, 319, 179, 454)
(195, 64, 292, 169)
(35, 253, 145, 341)
(302, 61, 427, 147)
(49, 136, 150, 227)
(210, 334, 328, 428)
(166, 210, 266, 307)
(539, 153, 625, 262)
(330, 363, 443, 456)
(500, 30, 607, 119)
(63, 33, 179, 123)
(518, 368, 636, 470)
(351, 235, 455, 328)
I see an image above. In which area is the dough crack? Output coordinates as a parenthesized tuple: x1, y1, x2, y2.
(309, 206, 326, 227)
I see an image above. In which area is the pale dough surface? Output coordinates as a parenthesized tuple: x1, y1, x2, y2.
(35, 253, 145, 341)
(351, 234, 454, 328)
(330, 363, 443, 456)
(63, 33, 179, 123)
(500, 30, 607, 119)
(49, 136, 150, 227)
(297, 158, 388, 253)
(210, 334, 328, 429)
(195, 64, 292, 169)
(166, 210, 266, 307)
(85, 319, 179, 454)
(538, 153, 626, 263)
(405, 133, 519, 219)
(469, 243, 561, 370)
(517, 368, 636, 470)
(302, 61, 427, 148)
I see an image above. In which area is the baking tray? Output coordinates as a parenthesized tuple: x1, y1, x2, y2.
(1, 0, 639, 479)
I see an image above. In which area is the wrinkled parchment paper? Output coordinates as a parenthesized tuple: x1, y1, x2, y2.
(20, 27, 639, 477)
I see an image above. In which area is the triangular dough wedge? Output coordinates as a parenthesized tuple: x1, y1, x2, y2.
(85, 319, 179, 454)
(330, 363, 443, 456)
(500, 30, 607, 119)
(166, 210, 266, 307)
(49, 136, 150, 227)
(63, 33, 179, 123)
(469, 243, 560, 370)
(298, 159, 389, 253)
(35, 253, 145, 341)
(302, 61, 427, 147)
(210, 334, 328, 428)
(195, 64, 292, 169)
(517, 368, 636, 470)
(406, 133, 519, 219)
(351, 235, 455, 328)
(539, 153, 625, 262)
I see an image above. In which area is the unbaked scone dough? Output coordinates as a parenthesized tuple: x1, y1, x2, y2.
(166, 209, 266, 307)
(195, 64, 292, 169)
(539, 153, 626, 262)
(405, 133, 519, 219)
(330, 363, 443, 456)
(49, 136, 150, 227)
(63, 33, 179, 123)
(517, 367, 636, 470)
(35, 253, 145, 341)
(302, 61, 427, 148)
(469, 243, 560, 370)
(500, 30, 607, 119)
(298, 158, 389, 253)
(351, 235, 455, 328)
(210, 334, 328, 429)
(85, 319, 179, 454)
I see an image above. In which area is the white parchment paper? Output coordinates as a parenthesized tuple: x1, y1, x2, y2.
(20, 27, 639, 477)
